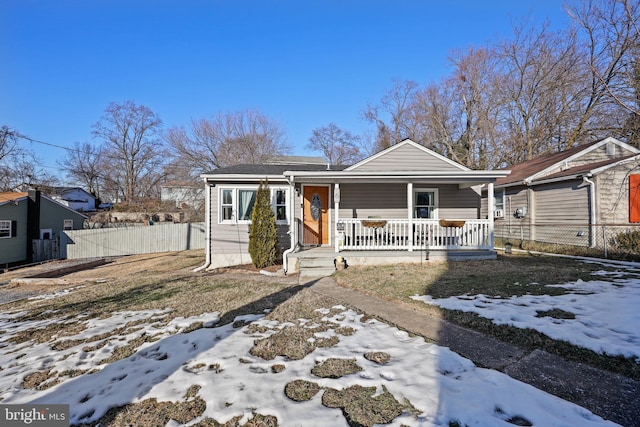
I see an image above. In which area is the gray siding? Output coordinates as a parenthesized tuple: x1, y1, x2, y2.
(337, 183, 479, 219)
(489, 187, 533, 242)
(596, 162, 640, 224)
(352, 143, 464, 172)
(40, 198, 86, 239)
(0, 202, 28, 264)
(534, 180, 589, 224)
(439, 185, 480, 219)
(210, 183, 293, 258)
(338, 183, 407, 219)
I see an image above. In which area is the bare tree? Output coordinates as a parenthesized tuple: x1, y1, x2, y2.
(363, 79, 420, 151)
(0, 126, 19, 163)
(0, 127, 59, 191)
(414, 47, 504, 168)
(567, 0, 640, 116)
(165, 109, 291, 180)
(306, 123, 363, 165)
(58, 141, 104, 198)
(92, 101, 165, 202)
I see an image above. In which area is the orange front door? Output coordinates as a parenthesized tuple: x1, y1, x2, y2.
(303, 186, 329, 245)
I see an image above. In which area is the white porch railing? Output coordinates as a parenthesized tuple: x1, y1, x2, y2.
(336, 218, 492, 251)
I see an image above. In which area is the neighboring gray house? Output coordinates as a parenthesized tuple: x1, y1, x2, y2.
(481, 137, 640, 247)
(200, 139, 510, 273)
(0, 189, 86, 266)
(49, 187, 97, 212)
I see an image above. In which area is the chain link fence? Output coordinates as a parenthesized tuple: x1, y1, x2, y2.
(495, 223, 640, 262)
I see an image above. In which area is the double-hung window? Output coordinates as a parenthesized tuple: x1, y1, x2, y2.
(0, 220, 11, 238)
(237, 189, 257, 221)
(414, 189, 438, 219)
(219, 187, 288, 224)
(494, 189, 505, 217)
(275, 189, 287, 221)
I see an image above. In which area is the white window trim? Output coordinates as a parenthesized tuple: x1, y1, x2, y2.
(218, 185, 290, 225)
(494, 189, 505, 211)
(40, 229, 53, 240)
(413, 188, 439, 219)
(64, 219, 74, 230)
(0, 220, 11, 239)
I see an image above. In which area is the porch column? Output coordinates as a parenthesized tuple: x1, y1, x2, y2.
(334, 183, 340, 253)
(407, 182, 413, 252)
(487, 182, 495, 249)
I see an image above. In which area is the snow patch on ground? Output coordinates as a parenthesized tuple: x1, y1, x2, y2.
(412, 267, 640, 362)
(0, 305, 618, 426)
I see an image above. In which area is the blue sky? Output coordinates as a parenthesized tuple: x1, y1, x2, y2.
(0, 0, 570, 182)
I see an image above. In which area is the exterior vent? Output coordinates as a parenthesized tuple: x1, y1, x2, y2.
(494, 209, 504, 219)
(606, 142, 615, 157)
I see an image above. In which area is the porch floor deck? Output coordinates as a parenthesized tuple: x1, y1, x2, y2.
(288, 246, 498, 276)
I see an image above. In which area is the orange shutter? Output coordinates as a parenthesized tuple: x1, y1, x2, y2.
(630, 175, 640, 222)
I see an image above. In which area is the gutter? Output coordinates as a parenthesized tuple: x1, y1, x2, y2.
(194, 180, 212, 272)
(282, 175, 297, 274)
(582, 175, 596, 248)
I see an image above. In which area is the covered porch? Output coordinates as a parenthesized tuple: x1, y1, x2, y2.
(336, 218, 491, 251)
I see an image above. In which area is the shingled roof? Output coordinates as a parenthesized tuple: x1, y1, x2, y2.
(494, 142, 601, 186)
(0, 192, 27, 204)
(494, 138, 640, 187)
(206, 163, 349, 175)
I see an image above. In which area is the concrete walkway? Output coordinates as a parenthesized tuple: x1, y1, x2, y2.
(307, 276, 640, 427)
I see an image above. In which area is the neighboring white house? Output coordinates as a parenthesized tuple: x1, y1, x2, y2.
(49, 187, 97, 212)
(160, 184, 204, 209)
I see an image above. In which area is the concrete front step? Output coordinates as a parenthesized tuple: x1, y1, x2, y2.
(298, 255, 338, 277)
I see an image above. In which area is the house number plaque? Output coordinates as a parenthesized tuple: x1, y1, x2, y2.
(311, 193, 322, 220)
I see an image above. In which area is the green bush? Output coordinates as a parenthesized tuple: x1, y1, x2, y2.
(248, 180, 278, 268)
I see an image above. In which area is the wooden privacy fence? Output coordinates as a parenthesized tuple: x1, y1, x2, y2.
(61, 222, 206, 259)
(33, 238, 60, 262)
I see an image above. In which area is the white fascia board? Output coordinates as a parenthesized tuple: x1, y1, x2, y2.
(589, 154, 640, 175)
(200, 174, 289, 183)
(284, 170, 510, 184)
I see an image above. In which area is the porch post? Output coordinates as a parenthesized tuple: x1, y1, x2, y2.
(334, 183, 340, 253)
(487, 182, 495, 250)
(407, 182, 413, 252)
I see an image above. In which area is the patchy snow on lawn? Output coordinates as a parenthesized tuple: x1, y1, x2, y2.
(412, 263, 640, 362)
(0, 303, 618, 426)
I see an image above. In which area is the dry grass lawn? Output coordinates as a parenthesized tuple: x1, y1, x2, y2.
(333, 253, 640, 381)
(3, 250, 637, 425)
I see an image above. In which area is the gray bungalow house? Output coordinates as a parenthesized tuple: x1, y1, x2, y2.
(0, 189, 87, 266)
(482, 137, 640, 248)
(200, 139, 511, 273)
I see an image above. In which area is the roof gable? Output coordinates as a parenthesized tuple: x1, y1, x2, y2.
(346, 139, 469, 172)
(495, 137, 640, 186)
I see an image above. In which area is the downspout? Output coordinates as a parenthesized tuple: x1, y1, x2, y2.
(194, 180, 212, 272)
(582, 175, 596, 248)
(282, 175, 297, 274)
